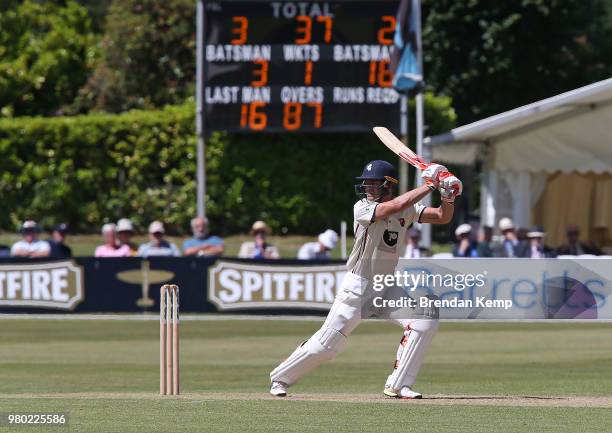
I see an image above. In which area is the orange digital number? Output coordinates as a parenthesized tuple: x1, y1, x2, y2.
(251, 60, 268, 87)
(378, 60, 392, 87)
(295, 16, 312, 44)
(368, 61, 377, 85)
(231, 16, 248, 45)
(316, 16, 333, 43)
(304, 60, 313, 85)
(306, 102, 322, 128)
(297, 15, 333, 44)
(283, 103, 303, 130)
(282, 103, 322, 130)
(240, 102, 267, 130)
(240, 104, 248, 128)
(378, 16, 396, 45)
(369, 61, 392, 87)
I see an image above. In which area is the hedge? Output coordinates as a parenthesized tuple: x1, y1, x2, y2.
(0, 95, 455, 235)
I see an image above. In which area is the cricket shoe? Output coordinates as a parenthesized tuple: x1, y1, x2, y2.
(383, 386, 422, 399)
(269, 381, 288, 397)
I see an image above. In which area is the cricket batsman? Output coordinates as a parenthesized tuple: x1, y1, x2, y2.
(270, 160, 461, 398)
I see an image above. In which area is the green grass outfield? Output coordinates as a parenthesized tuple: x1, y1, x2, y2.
(1, 318, 611, 432)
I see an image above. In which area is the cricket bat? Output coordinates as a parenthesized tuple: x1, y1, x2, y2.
(373, 126, 429, 170)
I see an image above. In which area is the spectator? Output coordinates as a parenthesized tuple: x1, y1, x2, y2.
(402, 228, 431, 258)
(557, 224, 601, 256)
(452, 224, 478, 257)
(137, 221, 180, 257)
(476, 225, 494, 257)
(297, 229, 338, 260)
(47, 223, 72, 258)
(492, 217, 521, 258)
(182, 217, 224, 257)
(238, 221, 280, 259)
(516, 226, 557, 258)
(592, 225, 612, 255)
(517, 227, 529, 243)
(95, 223, 132, 257)
(116, 218, 138, 255)
(11, 220, 50, 258)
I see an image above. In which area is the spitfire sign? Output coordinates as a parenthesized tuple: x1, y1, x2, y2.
(208, 260, 346, 310)
(0, 260, 84, 310)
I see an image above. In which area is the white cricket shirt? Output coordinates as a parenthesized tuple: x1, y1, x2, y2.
(346, 199, 425, 281)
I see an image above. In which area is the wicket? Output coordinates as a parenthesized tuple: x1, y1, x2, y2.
(160, 284, 179, 395)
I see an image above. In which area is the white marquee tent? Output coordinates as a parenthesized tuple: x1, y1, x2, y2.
(424, 78, 612, 246)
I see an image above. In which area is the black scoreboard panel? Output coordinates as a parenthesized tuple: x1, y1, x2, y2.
(203, 1, 401, 133)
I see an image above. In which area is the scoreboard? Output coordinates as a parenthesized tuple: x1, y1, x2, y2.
(202, 1, 402, 133)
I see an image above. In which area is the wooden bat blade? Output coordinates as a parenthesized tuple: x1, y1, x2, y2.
(372, 126, 429, 170)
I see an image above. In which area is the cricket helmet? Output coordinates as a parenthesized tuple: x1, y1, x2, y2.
(355, 160, 398, 183)
(355, 160, 399, 201)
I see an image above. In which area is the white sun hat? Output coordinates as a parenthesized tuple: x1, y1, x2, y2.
(318, 229, 339, 250)
(116, 218, 134, 232)
(455, 223, 472, 237)
(498, 217, 515, 232)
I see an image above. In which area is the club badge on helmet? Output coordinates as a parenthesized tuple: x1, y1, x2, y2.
(354, 160, 399, 201)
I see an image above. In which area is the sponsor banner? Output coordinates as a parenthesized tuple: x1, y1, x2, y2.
(2, 257, 610, 319)
(363, 258, 612, 320)
(0, 257, 218, 314)
(0, 260, 84, 310)
(208, 260, 346, 310)
(0, 257, 343, 314)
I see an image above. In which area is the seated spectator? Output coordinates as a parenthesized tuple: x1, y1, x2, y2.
(297, 229, 338, 260)
(402, 228, 431, 258)
(516, 226, 557, 258)
(137, 221, 180, 257)
(492, 218, 521, 258)
(517, 227, 529, 243)
(183, 217, 224, 257)
(238, 221, 280, 259)
(47, 223, 72, 258)
(116, 218, 139, 255)
(11, 220, 50, 258)
(557, 224, 601, 256)
(95, 223, 132, 257)
(593, 225, 612, 255)
(476, 225, 494, 257)
(452, 224, 478, 257)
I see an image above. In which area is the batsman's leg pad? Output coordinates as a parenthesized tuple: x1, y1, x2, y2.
(385, 319, 438, 390)
(270, 327, 348, 386)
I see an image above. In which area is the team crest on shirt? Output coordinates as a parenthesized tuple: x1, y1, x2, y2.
(398, 218, 405, 227)
(383, 230, 399, 247)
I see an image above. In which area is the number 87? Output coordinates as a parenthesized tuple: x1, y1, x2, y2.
(283, 103, 322, 130)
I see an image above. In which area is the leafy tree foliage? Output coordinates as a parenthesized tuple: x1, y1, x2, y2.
(0, 0, 95, 117)
(74, 0, 196, 113)
(75, 0, 113, 32)
(423, 0, 612, 123)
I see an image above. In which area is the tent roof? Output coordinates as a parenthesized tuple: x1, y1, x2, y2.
(425, 78, 612, 173)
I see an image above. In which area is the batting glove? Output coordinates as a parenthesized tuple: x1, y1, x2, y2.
(440, 187, 458, 203)
(420, 163, 448, 187)
(438, 172, 463, 202)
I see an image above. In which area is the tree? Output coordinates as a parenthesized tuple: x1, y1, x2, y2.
(74, 0, 196, 113)
(423, 0, 612, 124)
(75, 0, 114, 33)
(0, 0, 95, 117)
